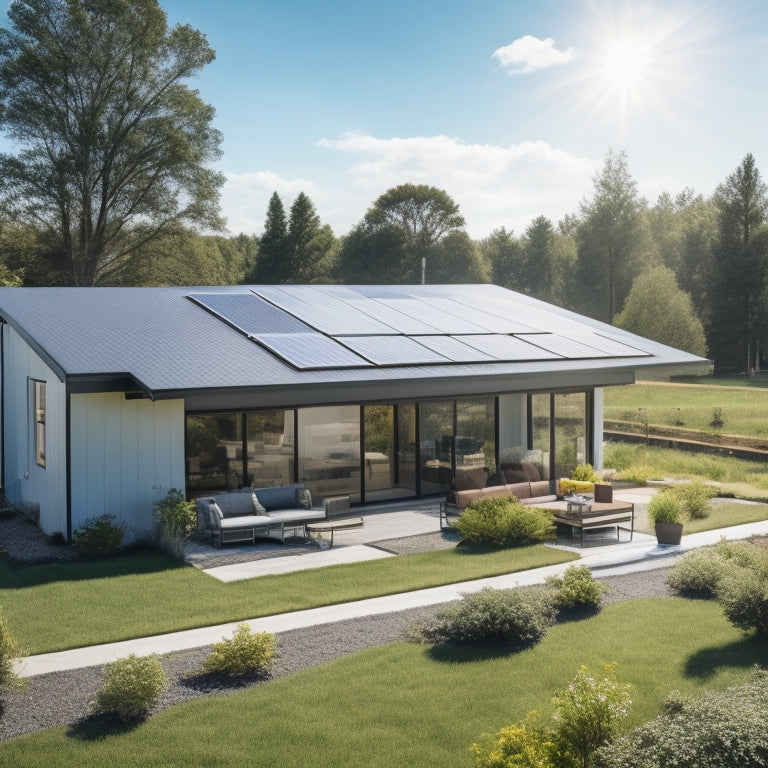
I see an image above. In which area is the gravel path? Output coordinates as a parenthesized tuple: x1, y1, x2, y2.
(0, 511, 675, 742)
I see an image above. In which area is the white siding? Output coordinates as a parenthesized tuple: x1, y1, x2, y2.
(70, 393, 185, 541)
(2, 325, 67, 535)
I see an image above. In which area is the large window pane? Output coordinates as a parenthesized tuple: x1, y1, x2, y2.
(554, 392, 587, 479)
(246, 411, 294, 489)
(528, 393, 551, 481)
(298, 406, 361, 502)
(419, 400, 453, 494)
(363, 405, 394, 500)
(455, 397, 494, 490)
(397, 403, 417, 496)
(186, 413, 243, 494)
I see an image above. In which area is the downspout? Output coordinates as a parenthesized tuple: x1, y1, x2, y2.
(65, 388, 72, 541)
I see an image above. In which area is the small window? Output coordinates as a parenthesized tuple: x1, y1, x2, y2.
(34, 380, 46, 468)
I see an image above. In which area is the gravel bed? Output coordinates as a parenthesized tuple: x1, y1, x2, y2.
(0, 509, 675, 742)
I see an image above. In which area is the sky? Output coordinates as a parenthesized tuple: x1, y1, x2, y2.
(5, 0, 768, 240)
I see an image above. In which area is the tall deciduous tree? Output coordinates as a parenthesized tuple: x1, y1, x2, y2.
(613, 265, 707, 356)
(0, 0, 224, 286)
(708, 153, 768, 373)
(576, 150, 653, 322)
(335, 183, 483, 283)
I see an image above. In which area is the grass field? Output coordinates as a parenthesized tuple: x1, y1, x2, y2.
(4, 598, 767, 766)
(603, 381, 768, 440)
(0, 543, 577, 655)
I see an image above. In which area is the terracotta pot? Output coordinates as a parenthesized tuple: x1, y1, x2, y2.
(655, 521, 683, 545)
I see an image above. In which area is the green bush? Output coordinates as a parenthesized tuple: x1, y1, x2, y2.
(455, 497, 555, 547)
(595, 668, 768, 768)
(157, 488, 197, 559)
(202, 623, 277, 678)
(72, 514, 125, 557)
(718, 567, 768, 638)
(0, 608, 24, 696)
(667, 548, 731, 598)
(669, 482, 715, 519)
(647, 491, 685, 525)
(411, 586, 557, 646)
(546, 565, 609, 611)
(552, 662, 632, 768)
(94, 653, 166, 720)
(570, 463, 599, 482)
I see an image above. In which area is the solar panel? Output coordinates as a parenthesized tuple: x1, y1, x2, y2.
(515, 333, 615, 359)
(188, 293, 312, 335)
(339, 335, 450, 365)
(254, 333, 372, 370)
(418, 297, 540, 333)
(456, 334, 562, 361)
(411, 335, 495, 362)
(582, 333, 652, 357)
(251, 287, 394, 334)
(342, 298, 442, 334)
(377, 299, 492, 333)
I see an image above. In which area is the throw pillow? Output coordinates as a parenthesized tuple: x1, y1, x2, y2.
(207, 499, 223, 520)
(296, 486, 312, 510)
(251, 492, 268, 515)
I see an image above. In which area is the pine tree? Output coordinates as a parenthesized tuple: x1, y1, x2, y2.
(246, 192, 288, 283)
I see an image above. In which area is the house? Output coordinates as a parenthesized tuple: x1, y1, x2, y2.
(0, 284, 708, 541)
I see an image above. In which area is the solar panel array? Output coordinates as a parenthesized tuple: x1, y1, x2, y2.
(187, 286, 653, 371)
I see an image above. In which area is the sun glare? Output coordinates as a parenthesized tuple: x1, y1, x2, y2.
(602, 37, 651, 89)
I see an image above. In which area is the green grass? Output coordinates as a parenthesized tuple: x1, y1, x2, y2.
(0, 544, 577, 655)
(633, 499, 768, 536)
(604, 442, 768, 496)
(604, 382, 768, 440)
(4, 598, 767, 766)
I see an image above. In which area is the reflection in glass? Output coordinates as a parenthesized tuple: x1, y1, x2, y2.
(419, 400, 453, 494)
(528, 394, 551, 481)
(455, 398, 494, 490)
(397, 403, 417, 495)
(246, 411, 294, 488)
(186, 413, 243, 493)
(554, 392, 587, 479)
(298, 405, 361, 502)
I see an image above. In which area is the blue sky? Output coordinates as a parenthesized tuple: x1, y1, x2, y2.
(6, 0, 768, 239)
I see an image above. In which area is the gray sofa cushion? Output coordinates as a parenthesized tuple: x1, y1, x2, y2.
(253, 483, 307, 512)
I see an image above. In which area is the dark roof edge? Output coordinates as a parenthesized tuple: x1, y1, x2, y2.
(1, 313, 67, 383)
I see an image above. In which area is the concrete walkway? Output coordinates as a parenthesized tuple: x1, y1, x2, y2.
(15, 514, 768, 679)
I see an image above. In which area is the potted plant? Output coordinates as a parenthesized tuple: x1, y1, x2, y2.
(647, 491, 685, 545)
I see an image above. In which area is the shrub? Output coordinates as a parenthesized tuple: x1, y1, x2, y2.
(94, 654, 166, 720)
(718, 567, 768, 638)
(552, 662, 632, 768)
(157, 488, 196, 559)
(546, 565, 609, 612)
(595, 668, 768, 768)
(570, 464, 599, 483)
(72, 514, 124, 557)
(455, 497, 555, 547)
(669, 481, 715, 519)
(472, 712, 556, 768)
(0, 609, 24, 696)
(647, 491, 685, 525)
(412, 586, 557, 646)
(202, 624, 277, 678)
(667, 548, 731, 598)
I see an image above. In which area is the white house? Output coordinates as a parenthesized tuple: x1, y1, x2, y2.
(0, 284, 708, 541)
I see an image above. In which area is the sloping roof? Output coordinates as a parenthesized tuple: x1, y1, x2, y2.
(0, 284, 709, 404)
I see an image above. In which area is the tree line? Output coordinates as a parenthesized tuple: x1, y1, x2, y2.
(0, 1, 766, 375)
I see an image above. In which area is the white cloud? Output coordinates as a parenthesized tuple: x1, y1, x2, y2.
(493, 35, 576, 74)
(220, 171, 321, 235)
(319, 132, 594, 237)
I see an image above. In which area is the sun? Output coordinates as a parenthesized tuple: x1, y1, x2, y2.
(601, 36, 652, 91)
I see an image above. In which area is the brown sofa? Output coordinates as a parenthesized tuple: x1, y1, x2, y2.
(440, 480, 557, 529)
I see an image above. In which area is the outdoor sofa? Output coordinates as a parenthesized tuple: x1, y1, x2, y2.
(440, 480, 557, 529)
(196, 483, 327, 547)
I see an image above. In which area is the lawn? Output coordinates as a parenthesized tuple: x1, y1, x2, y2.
(632, 498, 768, 536)
(603, 381, 768, 440)
(0, 544, 577, 655)
(4, 598, 767, 766)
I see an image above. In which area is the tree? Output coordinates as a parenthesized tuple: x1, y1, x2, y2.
(613, 265, 707, 356)
(246, 191, 288, 283)
(0, 0, 224, 286)
(285, 192, 335, 283)
(707, 154, 768, 373)
(576, 150, 654, 322)
(335, 183, 475, 283)
(481, 227, 523, 290)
